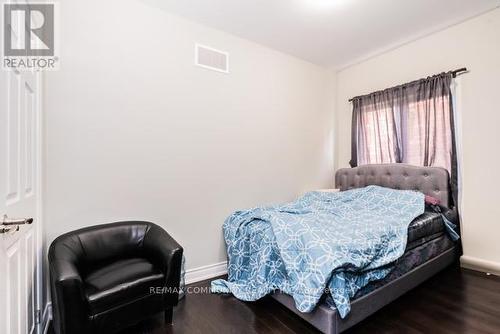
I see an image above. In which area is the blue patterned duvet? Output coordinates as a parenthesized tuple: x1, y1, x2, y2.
(211, 185, 425, 318)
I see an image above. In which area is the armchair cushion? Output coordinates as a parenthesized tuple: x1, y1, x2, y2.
(84, 257, 164, 314)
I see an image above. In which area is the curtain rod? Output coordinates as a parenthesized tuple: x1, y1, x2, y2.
(348, 67, 468, 102)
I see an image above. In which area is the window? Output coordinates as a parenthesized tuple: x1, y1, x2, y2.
(352, 73, 454, 174)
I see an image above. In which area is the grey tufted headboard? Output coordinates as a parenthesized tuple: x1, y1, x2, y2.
(335, 164, 451, 208)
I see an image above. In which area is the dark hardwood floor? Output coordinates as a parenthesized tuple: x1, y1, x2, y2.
(49, 266, 500, 334)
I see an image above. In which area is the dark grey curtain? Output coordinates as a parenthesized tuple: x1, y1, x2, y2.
(350, 72, 458, 209)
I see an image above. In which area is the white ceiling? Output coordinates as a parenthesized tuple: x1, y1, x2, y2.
(142, 0, 500, 68)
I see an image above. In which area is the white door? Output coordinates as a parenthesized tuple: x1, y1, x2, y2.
(0, 67, 43, 333)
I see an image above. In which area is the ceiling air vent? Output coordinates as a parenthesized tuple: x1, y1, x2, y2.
(195, 44, 229, 73)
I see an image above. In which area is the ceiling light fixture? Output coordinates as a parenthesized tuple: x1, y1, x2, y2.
(303, 0, 346, 10)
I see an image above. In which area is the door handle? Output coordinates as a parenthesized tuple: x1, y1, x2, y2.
(2, 214, 34, 226)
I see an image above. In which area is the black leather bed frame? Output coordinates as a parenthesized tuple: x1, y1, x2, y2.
(269, 163, 461, 334)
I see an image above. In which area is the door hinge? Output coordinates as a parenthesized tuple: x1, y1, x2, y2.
(35, 309, 41, 324)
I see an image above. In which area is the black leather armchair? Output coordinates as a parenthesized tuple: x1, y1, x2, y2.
(49, 221, 183, 334)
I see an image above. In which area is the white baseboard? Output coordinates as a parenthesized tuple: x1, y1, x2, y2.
(461, 255, 500, 276)
(42, 302, 52, 334)
(185, 261, 227, 285)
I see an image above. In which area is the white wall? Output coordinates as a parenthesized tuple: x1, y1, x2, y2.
(335, 8, 500, 273)
(44, 0, 334, 271)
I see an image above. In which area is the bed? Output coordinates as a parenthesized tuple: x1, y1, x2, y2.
(268, 163, 461, 334)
